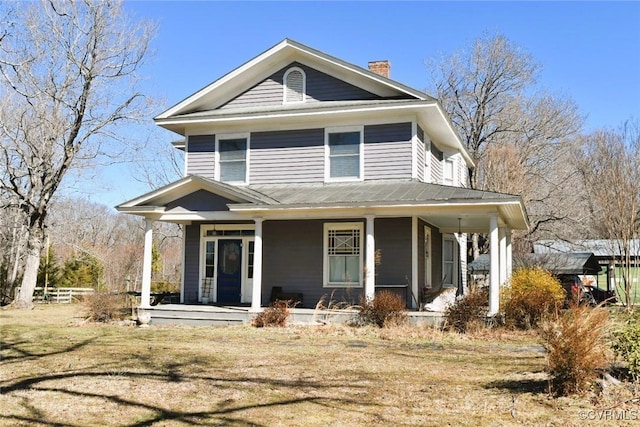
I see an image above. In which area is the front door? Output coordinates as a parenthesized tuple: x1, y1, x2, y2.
(217, 240, 242, 304)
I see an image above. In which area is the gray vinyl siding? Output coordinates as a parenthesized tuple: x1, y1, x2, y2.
(262, 220, 335, 307)
(166, 189, 232, 211)
(416, 125, 425, 182)
(431, 143, 443, 184)
(375, 218, 413, 306)
(186, 135, 215, 178)
(220, 62, 382, 110)
(364, 122, 413, 180)
(183, 224, 201, 304)
(250, 128, 325, 184)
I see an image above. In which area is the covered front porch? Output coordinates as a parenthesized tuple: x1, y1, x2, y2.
(118, 177, 529, 324)
(138, 303, 447, 327)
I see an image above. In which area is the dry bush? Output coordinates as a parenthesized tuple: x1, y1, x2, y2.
(503, 267, 565, 330)
(356, 291, 407, 328)
(84, 292, 130, 323)
(252, 300, 292, 327)
(444, 287, 489, 333)
(539, 304, 609, 396)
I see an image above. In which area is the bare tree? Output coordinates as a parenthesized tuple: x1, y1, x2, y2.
(426, 33, 583, 256)
(0, 0, 155, 307)
(576, 120, 640, 309)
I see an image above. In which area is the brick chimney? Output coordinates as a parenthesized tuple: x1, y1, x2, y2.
(368, 60, 390, 78)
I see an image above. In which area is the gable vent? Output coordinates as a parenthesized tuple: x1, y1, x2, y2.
(284, 67, 305, 103)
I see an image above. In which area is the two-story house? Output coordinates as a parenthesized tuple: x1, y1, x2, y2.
(117, 39, 528, 321)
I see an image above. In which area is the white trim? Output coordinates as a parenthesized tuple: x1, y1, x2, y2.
(180, 224, 187, 303)
(324, 125, 364, 182)
(499, 227, 507, 285)
(199, 235, 255, 304)
(423, 131, 431, 183)
(283, 66, 306, 104)
(215, 133, 250, 184)
(140, 219, 154, 308)
(201, 224, 255, 236)
(365, 215, 375, 300)
(489, 215, 500, 316)
(423, 225, 432, 289)
(251, 219, 263, 311)
(411, 216, 418, 309)
(443, 157, 455, 186)
(323, 222, 364, 288)
(183, 134, 189, 177)
(411, 121, 418, 180)
(442, 233, 458, 289)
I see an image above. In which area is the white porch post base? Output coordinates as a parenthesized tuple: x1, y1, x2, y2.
(140, 218, 154, 309)
(251, 218, 264, 312)
(488, 215, 500, 316)
(365, 215, 375, 301)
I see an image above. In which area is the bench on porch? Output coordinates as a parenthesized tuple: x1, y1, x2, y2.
(269, 286, 303, 306)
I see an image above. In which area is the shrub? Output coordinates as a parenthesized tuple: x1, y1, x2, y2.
(539, 303, 609, 396)
(357, 291, 407, 328)
(503, 267, 565, 330)
(252, 300, 292, 327)
(444, 287, 489, 333)
(84, 292, 130, 322)
(612, 312, 640, 382)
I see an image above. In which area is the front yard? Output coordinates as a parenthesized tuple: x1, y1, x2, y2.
(0, 304, 633, 426)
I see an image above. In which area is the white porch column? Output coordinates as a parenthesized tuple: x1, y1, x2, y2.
(140, 218, 154, 309)
(499, 227, 507, 285)
(488, 215, 500, 316)
(506, 228, 513, 282)
(411, 216, 418, 309)
(365, 215, 376, 301)
(251, 218, 264, 312)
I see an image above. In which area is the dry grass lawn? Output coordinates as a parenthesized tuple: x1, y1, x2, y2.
(0, 304, 628, 426)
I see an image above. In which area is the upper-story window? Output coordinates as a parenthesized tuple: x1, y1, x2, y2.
(325, 126, 363, 181)
(283, 67, 306, 103)
(444, 157, 456, 186)
(216, 134, 249, 184)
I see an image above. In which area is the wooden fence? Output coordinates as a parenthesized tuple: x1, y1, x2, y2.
(31, 287, 95, 304)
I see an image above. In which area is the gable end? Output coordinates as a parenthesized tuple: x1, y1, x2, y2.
(218, 62, 389, 111)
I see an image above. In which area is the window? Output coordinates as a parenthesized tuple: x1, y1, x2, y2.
(326, 127, 363, 181)
(216, 134, 248, 183)
(283, 67, 306, 103)
(324, 222, 363, 287)
(444, 158, 455, 186)
(247, 241, 255, 279)
(424, 226, 432, 288)
(442, 235, 458, 288)
(424, 138, 431, 183)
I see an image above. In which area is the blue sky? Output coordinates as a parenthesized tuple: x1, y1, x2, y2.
(80, 1, 640, 207)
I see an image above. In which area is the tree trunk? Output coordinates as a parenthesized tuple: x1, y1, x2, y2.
(13, 228, 44, 308)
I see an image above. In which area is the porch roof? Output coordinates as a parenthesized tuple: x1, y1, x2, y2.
(117, 177, 529, 232)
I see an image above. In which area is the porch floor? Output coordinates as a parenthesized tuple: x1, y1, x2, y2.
(140, 304, 445, 327)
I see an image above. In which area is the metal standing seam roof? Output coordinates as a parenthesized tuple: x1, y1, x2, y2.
(243, 180, 520, 206)
(469, 253, 602, 275)
(534, 239, 640, 257)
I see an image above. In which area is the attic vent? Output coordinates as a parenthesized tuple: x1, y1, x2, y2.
(283, 67, 305, 103)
